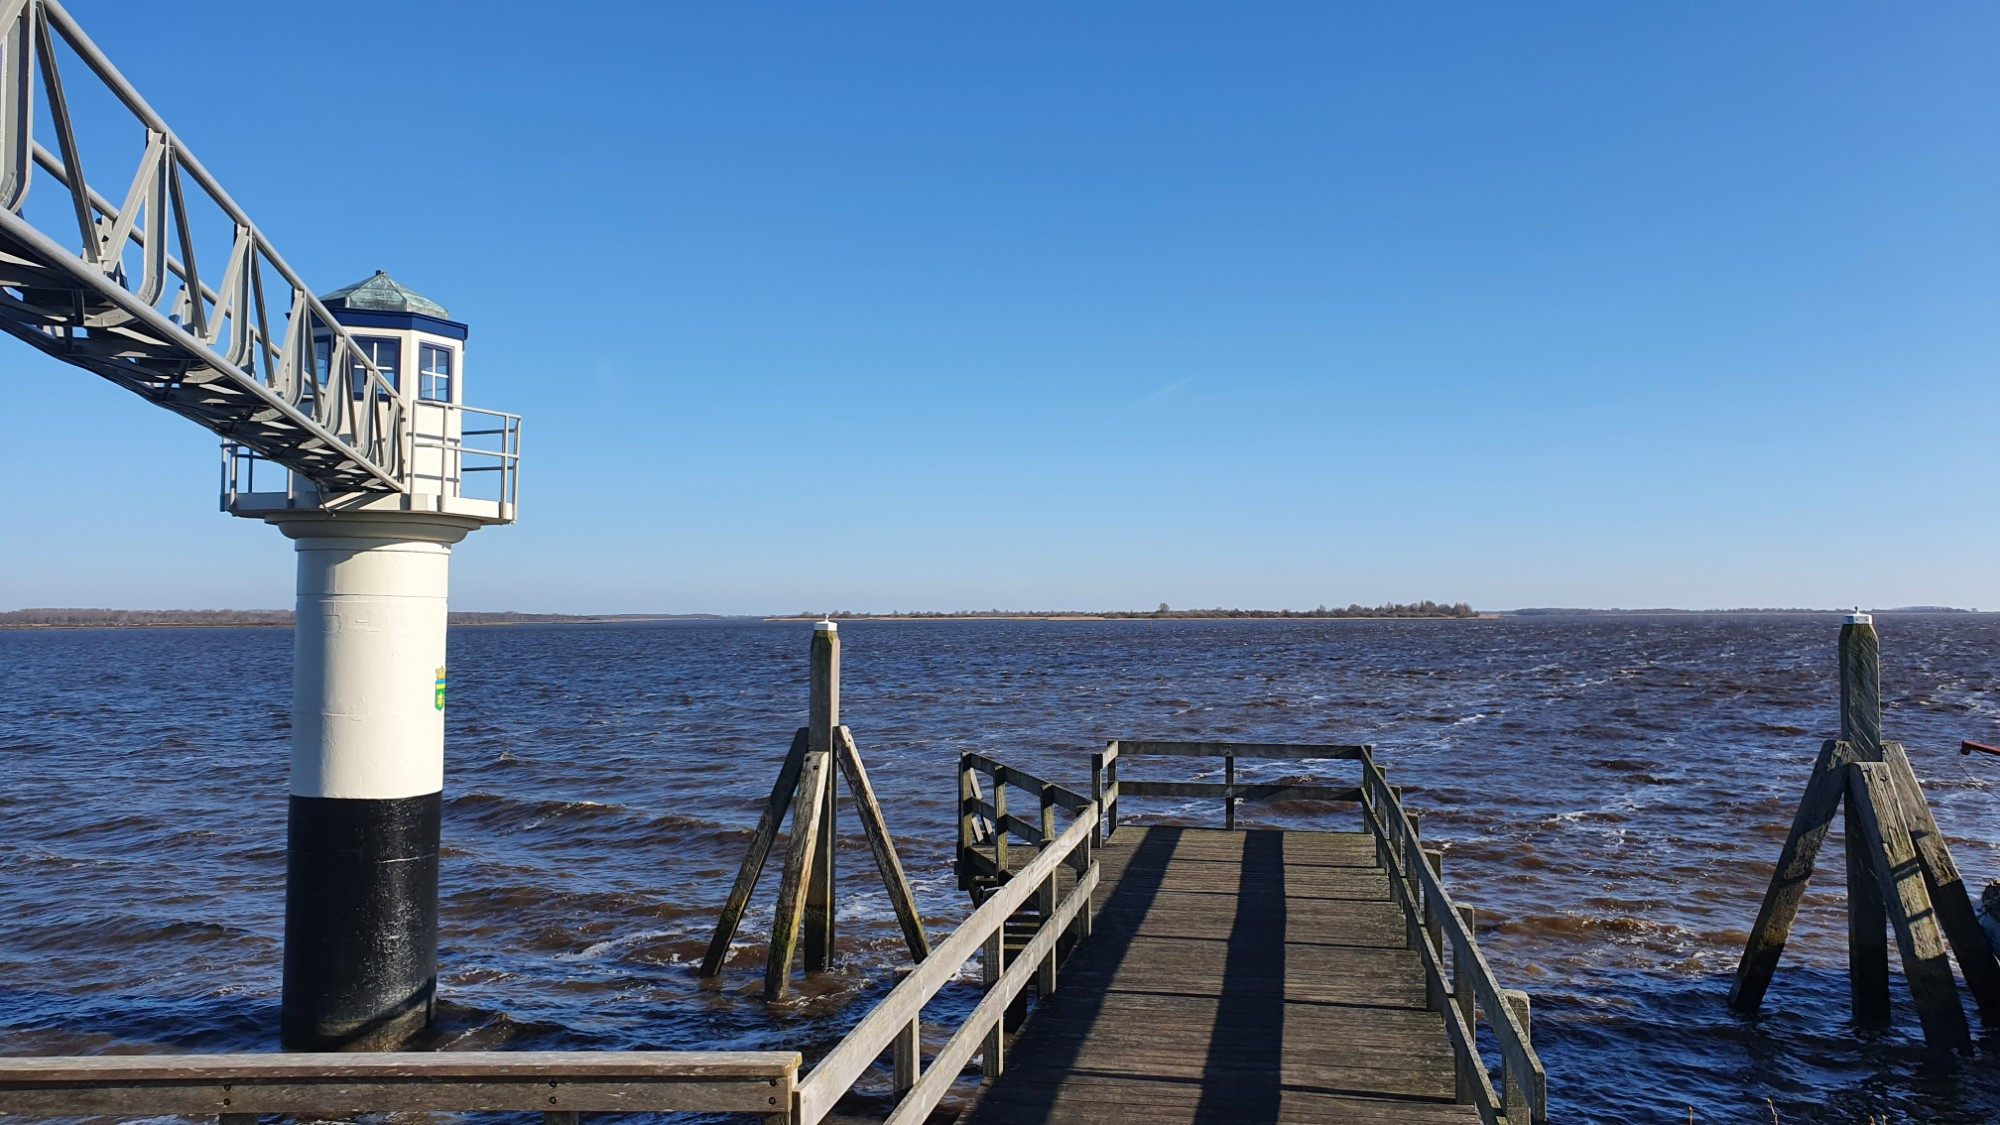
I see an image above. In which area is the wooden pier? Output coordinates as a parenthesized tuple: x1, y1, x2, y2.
(960, 825, 1476, 1123)
(952, 742, 1544, 1125)
(0, 741, 1544, 1125)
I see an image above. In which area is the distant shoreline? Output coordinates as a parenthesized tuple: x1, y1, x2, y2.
(762, 614, 1501, 622)
(1, 606, 1981, 631)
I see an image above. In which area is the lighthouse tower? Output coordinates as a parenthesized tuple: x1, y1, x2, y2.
(224, 272, 520, 1051)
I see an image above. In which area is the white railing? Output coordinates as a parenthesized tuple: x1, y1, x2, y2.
(222, 401, 519, 514)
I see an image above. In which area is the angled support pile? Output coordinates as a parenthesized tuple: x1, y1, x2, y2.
(1729, 614, 2000, 1050)
(699, 622, 931, 999)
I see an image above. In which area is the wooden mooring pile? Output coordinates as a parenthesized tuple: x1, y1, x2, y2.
(0, 632, 1547, 1124)
(1731, 613, 2000, 1049)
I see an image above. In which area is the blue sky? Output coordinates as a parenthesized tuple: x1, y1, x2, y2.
(1, 2, 1995, 613)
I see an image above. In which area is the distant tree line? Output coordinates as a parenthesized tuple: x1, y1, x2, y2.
(797, 601, 1481, 620)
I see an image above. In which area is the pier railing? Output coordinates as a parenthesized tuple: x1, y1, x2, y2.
(1090, 739, 1548, 1125)
(797, 756, 1096, 1123)
(0, 1051, 798, 1120)
(1090, 738, 1368, 837)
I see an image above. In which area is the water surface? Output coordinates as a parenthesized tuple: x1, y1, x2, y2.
(4, 615, 2000, 1122)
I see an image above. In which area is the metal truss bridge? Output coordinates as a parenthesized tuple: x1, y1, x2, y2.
(0, 0, 418, 493)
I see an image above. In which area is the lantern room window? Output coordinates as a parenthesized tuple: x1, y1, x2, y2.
(419, 343, 453, 403)
(348, 335, 400, 398)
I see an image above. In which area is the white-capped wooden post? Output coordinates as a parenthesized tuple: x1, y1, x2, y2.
(1839, 611, 1890, 1024)
(804, 621, 839, 973)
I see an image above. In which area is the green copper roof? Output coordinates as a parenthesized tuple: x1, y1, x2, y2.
(320, 270, 450, 318)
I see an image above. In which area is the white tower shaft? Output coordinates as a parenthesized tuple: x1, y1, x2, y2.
(269, 512, 478, 1051)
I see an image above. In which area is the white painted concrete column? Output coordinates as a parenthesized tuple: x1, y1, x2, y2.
(264, 512, 480, 1051)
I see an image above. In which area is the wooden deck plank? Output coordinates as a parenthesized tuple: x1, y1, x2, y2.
(961, 826, 1478, 1124)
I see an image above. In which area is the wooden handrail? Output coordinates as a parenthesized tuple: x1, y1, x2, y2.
(959, 751, 1095, 812)
(804, 769, 1097, 1125)
(1361, 751, 1547, 1124)
(1108, 740, 1371, 760)
(1092, 740, 1373, 834)
(0, 1051, 798, 1117)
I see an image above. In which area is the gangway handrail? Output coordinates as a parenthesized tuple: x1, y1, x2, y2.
(0, 0, 456, 492)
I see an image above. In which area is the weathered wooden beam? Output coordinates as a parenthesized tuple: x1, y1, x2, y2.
(700, 728, 811, 978)
(0, 1052, 800, 1116)
(991, 778, 1008, 875)
(1846, 800, 1892, 1024)
(1841, 614, 1891, 1025)
(1881, 741, 2000, 1026)
(1729, 739, 1861, 1012)
(1847, 761, 1971, 1050)
(805, 622, 840, 974)
(835, 725, 930, 963)
(981, 926, 1005, 1084)
(892, 1018, 920, 1099)
(959, 753, 1094, 812)
(1107, 740, 1370, 760)
(1841, 615, 1884, 759)
(1037, 784, 1059, 997)
(765, 747, 832, 1001)
(1453, 903, 1478, 1105)
(1114, 780, 1362, 802)
(1223, 755, 1237, 830)
(1499, 989, 1533, 1123)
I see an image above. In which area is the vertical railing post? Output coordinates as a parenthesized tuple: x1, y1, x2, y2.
(991, 771, 1008, 877)
(1453, 903, 1477, 1104)
(982, 926, 1006, 1083)
(1091, 750, 1105, 847)
(1106, 743, 1119, 838)
(1038, 784, 1058, 997)
(1224, 752, 1236, 830)
(1422, 848, 1445, 1011)
(1501, 988, 1533, 1122)
(957, 758, 975, 892)
(1402, 812, 1424, 951)
(893, 1017, 920, 1098)
(804, 620, 840, 973)
(1076, 814, 1095, 941)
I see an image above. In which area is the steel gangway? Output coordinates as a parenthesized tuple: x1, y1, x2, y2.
(0, 0, 468, 496)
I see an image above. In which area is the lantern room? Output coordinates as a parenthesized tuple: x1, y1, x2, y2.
(222, 271, 519, 525)
(316, 270, 464, 408)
